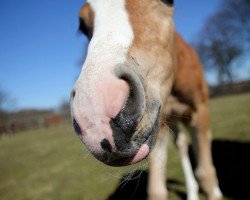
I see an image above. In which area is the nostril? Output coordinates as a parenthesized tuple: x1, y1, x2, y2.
(71, 90, 76, 99)
(100, 139, 112, 152)
(73, 118, 82, 136)
(112, 64, 145, 135)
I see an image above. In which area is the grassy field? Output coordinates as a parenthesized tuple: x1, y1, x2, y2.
(0, 93, 250, 200)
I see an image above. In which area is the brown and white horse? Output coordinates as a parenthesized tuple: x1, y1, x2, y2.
(70, 0, 222, 199)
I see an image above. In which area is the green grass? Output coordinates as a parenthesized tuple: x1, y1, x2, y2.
(0, 125, 128, 200)
(0, 93, 250, 200)
(210, 93, 250, 141)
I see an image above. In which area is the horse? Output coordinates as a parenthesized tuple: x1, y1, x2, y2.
(70, 1, 222, 199)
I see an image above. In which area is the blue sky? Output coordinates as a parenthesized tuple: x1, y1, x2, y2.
(0, 0, 221, 110)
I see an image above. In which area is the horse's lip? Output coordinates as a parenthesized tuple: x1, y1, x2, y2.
(104, 143, 150, 167)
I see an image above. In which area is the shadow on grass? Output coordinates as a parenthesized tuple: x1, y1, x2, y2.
(107, 139, 250, 200)
(211, 140, 250, 200)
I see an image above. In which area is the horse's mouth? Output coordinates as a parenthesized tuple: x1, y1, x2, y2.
(102, 110, 160, 167)
(72, 98, 161, 167)
(104, 143, 150, 166)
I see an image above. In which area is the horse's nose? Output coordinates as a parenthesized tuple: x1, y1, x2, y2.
(110, 64, 146, 151)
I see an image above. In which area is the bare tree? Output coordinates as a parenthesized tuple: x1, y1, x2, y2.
(58, 100, 71, 121)
(0, 87, 18, 123)
(195, 0, 250, 84)
(0, 88, 9, 122)
(0, 90, 6, 111)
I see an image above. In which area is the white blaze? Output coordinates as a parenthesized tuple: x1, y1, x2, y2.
(84, 0, 134, 74)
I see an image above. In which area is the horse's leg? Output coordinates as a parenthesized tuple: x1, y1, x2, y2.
(187, 103, 222, 200)
(148, 126, 169, 200)
(170, 124, 199, 200)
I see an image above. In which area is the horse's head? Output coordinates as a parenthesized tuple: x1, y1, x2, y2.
(71, 0, 175, 166)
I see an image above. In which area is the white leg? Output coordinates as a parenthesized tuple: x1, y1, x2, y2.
(211, 184, 223, 200)
(148, 126, 169, 200)
(176, 132, 199, 200)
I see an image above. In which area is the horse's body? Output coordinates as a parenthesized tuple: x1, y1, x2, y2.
(70, 1, 222, 199)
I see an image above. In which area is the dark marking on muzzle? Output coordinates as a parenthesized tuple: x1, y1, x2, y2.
(73, 118, 82, 136)
(100, 139, 112, 153)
